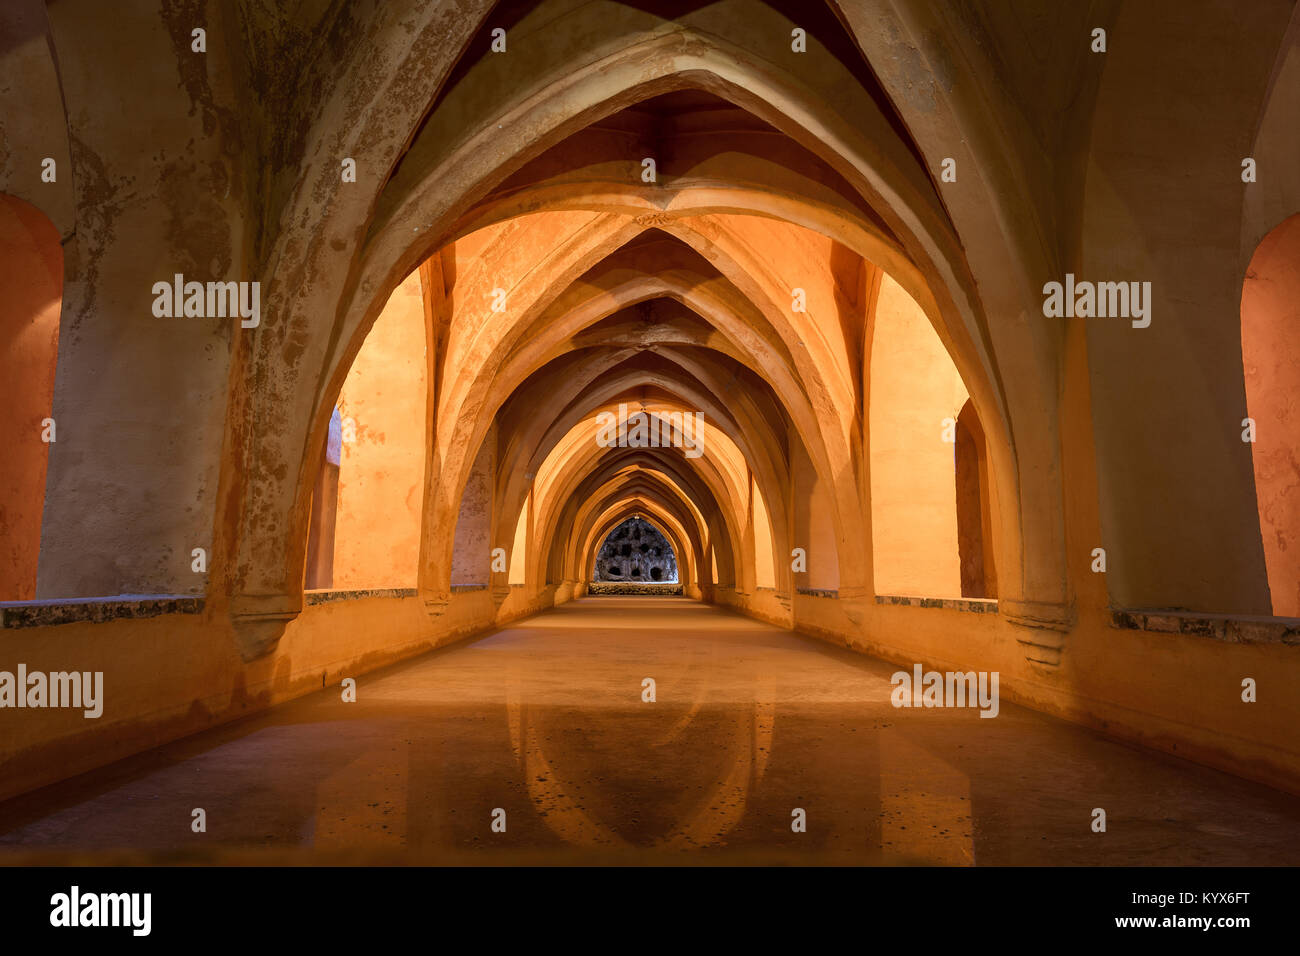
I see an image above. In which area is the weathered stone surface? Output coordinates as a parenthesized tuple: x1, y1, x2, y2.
(0, 595, 203, 628)
(594, 517, 678, 584)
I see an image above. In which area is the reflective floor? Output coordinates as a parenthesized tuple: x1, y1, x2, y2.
(2, 597, 1298, 865)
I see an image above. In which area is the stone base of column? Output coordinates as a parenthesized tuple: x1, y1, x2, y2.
(230, 593, 301, 661)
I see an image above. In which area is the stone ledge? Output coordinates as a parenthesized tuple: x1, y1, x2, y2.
(796, 588, 839, 599)
(304, 587, 417, 606)
(1001, 599, 1073, 632)
(1111, 608, 1300, 645)
(587, 582, 683, 595)
(875, 594, 998, 614)
(449, 584, 489, 593)
(0, 594, 204, 629)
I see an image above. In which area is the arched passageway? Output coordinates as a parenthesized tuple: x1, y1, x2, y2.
(2, 0, 1299, 873)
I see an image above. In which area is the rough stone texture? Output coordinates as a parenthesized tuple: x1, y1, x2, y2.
(0, 595, 203, 628)
(304, 588, 417, 606)
(876, 595, 998, 615)
(587, 582, 683, 595)
(1111, 608, 1300, 645)
(594, 517, 678, 583)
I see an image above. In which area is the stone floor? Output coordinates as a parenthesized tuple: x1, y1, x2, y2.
(2, 597, 1298, 865)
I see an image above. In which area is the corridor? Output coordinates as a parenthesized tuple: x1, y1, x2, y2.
(2, 598, 1296, 866)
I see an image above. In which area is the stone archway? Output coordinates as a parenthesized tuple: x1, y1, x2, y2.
(217, 0, 1060, 657)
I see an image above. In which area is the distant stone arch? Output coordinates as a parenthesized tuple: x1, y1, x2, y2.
(594, 517, 678, 584)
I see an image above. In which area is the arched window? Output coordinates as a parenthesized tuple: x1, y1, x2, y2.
(304, 408, 342, 589)
(870, 273, 971, 598)
(955, 399, 997, 599)
(508, 490, 530, 585)
(0, 194, 63, 600)
(1242, 213, 1300, 617)
(306, 271, 429, 590)
(751, 475, 776, 589)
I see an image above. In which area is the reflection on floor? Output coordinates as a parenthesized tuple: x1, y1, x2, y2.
(2, 597, 1297, 865)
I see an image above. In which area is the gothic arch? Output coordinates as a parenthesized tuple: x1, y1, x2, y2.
(220, 0, 1062, 657)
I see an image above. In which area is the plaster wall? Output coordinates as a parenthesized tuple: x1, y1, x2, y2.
(1081, 0, 1287, 614)
(333, 272, 428, 589)
(790, 437, 840, 591)
(869, 274, 969, 597)
(450, 432, 495, 587)
(36, 0, 246, 600)
(712, 585, 791, 629)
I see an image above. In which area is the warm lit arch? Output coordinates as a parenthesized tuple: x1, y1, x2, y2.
(220, 0, 1065, 655)
(1242, 213, 1300, 616)
(0, 193, 63, 600)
